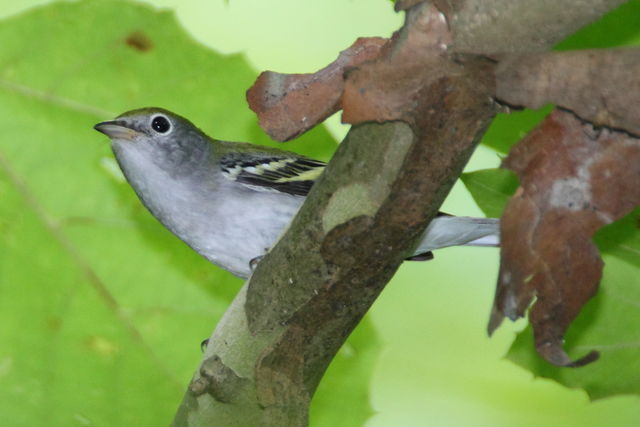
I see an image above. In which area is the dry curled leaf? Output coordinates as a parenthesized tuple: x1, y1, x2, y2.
(341, 3, 454, 127)
(490, 109, 640, 367)
(246, 3, 459, 141)
(246, 37, 387, 141)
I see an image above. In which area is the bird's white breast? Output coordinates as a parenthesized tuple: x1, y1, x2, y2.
(113, 140, 303, 277)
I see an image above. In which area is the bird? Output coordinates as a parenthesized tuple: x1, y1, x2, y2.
(94, 107, 499, 279)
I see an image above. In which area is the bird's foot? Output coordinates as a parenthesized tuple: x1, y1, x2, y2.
(249, 255, 264, 272)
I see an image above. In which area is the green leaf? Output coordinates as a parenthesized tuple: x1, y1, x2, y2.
(460, 168, 519, 217)
(480, 106, 554, 154)
(0, 1, 375, 425)
(555, 0, 640, 50)
(507, 208, 640, 399)
(594, 210, 640, 269)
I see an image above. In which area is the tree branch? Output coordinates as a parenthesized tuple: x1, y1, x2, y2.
(172, 1, 628, 425)
(436, 0, 628, 53)
(495, 48, 640, 136)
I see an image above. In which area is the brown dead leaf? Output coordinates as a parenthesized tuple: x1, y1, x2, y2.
(246, 2, 462, 141)
(341, 3, 456, 127)
(246, 37, 387, 141)
(490, 109, 640, 367)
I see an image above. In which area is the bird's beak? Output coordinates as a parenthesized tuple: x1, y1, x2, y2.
(94, 120, 140, 141)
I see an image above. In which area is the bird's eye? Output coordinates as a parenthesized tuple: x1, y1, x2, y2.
(151, 115, 171, 134)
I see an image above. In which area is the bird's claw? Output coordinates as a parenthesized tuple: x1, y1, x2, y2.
(249, 255, 264, 272)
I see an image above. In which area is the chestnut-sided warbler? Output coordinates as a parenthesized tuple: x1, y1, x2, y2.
(95, 108, 499, 278)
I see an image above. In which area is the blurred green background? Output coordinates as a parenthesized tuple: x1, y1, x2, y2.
(0, 0, 638, 426)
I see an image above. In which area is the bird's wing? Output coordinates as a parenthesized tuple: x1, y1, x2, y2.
(220, 153, 326, 196)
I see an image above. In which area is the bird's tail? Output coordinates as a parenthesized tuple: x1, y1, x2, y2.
(413, 216, 500, 256)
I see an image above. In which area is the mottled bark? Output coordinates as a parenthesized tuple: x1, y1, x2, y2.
(172, 1, 629, 425)
(495, 49, 640, 136)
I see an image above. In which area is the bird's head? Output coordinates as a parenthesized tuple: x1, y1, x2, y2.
(94, 107, 212, 176)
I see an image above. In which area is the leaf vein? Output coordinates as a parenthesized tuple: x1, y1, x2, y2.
(0, 150, 182, 389)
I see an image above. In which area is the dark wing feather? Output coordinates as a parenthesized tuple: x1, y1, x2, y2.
(220, 153, 326, 197)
